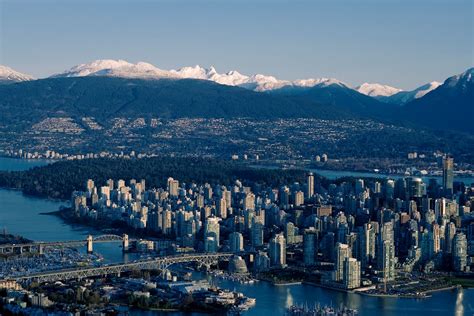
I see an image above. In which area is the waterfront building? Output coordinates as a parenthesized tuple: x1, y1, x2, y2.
(453, 232, 468, 272)
(334, 243, 351, 282)
(255, 251, 270, 272)
(377, 222, 396, 281)
(343, 258, 361, 289)
(269, 233, 287, 267)
(228, 255, 248, 274)
(357, 223, 375, 269)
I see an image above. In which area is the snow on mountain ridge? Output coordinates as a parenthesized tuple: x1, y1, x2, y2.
(170, 65, 214, 80)
(52, 59, 352, 92)
(52, 59, 178, 79)
(413, 81, 441, 99)
(47, 59, 468, 97)
(0, 65, 34, 82)
(356, 83, 402, 97)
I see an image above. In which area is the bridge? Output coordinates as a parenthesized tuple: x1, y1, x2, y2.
(11, 252, 234, 283)
(0, 234, 131, 255)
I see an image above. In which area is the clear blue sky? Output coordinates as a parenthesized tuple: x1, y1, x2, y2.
(0, 0, 472, 89)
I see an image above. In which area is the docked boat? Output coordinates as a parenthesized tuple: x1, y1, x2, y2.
(286, 303, 358, 316)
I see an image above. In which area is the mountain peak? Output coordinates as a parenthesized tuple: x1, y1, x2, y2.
(445, 67, 474, 88)
(0, 65, 34, 83)
(459, 67, 473, 82)
(356, 82, 402, 97)
(52, 59, 178, 79)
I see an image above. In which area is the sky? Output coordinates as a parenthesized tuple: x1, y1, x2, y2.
(0, 0, 472, 90)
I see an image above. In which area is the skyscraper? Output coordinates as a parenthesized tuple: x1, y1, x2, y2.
(244, 192, 256, 211)
(269, 233, 287, 267)
(303, 228, 318, 265)
(167, 177, 179, 197)
(251, 221, 264, 247)
(285, 222, 296, 244)
(358, 223, 375, 269)
(377, 222, 396, 281)
(343, 258, 361, 289)
(204, 216, 220, 249)
(217, 197, 227, 219)
(453, 232, 467, 272)
(443, 156, 454, 195)
(306, 172, 314, 200)
(445, 222, 456, 253)
(229, 232, 244, 252)
(334, 243, 351, 282)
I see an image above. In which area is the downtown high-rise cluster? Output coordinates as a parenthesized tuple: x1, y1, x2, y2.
(71, 156, 473, 290)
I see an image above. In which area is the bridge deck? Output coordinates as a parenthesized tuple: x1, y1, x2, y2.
(8, 253, 234, 283)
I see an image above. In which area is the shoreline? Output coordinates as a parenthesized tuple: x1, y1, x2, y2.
(303, 281, 462, 299)
(304, 281, 355, 294)
(0, 186, 68, 203)
(424, 284, 461, 293)
(250, 162, 474, 179)
(272, 281, 302, 286)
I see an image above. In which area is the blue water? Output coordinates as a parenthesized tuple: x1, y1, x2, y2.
(310, 168, 474, 186)
(0, 158, 472, 315)
(0, 157, 55, 171)
(206, 276, 472, 316)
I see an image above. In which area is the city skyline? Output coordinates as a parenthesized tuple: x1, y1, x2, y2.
(0, 0, 472, 314)
(1, 0, 472, 89)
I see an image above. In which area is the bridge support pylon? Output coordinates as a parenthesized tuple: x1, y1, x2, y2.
(87, 235, 93, 253)
(122, 234, 129, 253)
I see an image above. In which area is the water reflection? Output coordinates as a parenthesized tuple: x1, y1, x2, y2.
(285, 287, 294, 308)
(455, 288, 464, 316)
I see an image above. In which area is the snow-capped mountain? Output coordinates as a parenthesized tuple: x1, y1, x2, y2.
(0, 65, 34, 83)
(171, 65, 287, 90)
(380, 81, 442, 105)
(51, 59, 178, 79)
(356, 83, 402, 98)
(41, 59, 470, 108)
(171, 64, 348, 91)
(412, 81, 442, 98)
(171, 65, 252, 86)
(51, 59, 348, 92)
